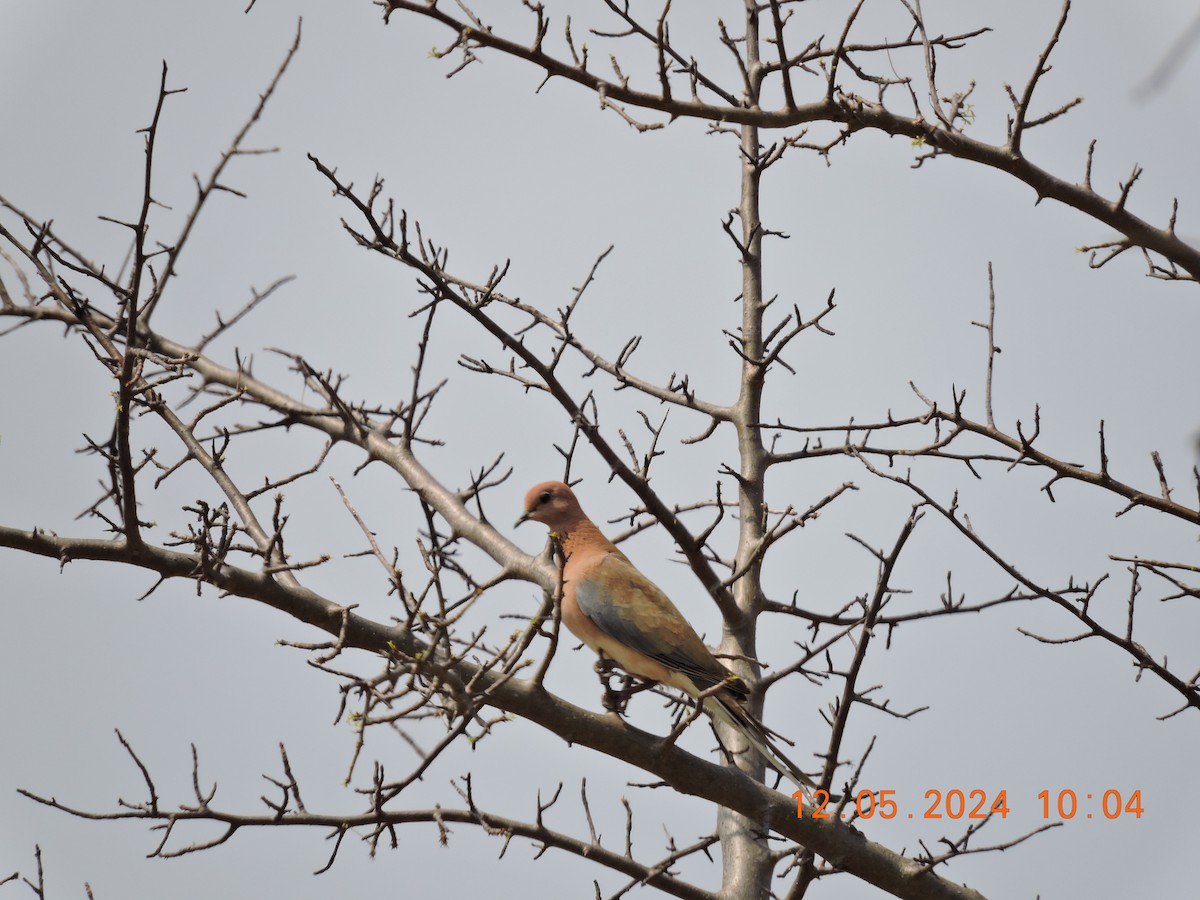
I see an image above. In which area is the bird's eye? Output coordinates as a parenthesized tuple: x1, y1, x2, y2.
(539, 490, 552, 505)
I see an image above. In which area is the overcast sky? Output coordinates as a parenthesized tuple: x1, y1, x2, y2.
(2, 2, 1199, 898)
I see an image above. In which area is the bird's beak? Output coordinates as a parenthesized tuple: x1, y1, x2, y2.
(514, 512, 531, 528)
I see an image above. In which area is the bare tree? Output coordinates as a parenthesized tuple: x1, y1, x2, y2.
(1, 3, 1196, 899)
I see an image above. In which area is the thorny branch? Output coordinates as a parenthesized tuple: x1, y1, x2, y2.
(1, 3, 1196, 900)
(382, 0, 1199, 282)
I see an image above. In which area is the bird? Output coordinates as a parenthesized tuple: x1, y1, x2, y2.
(516, 480, 829, 795)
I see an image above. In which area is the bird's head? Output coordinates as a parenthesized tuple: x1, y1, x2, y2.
(515, 481, 584, 531)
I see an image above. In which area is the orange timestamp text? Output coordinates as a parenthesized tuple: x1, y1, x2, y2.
(794, 789, 1145, 821)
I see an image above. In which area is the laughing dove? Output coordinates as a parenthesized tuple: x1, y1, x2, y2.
(517, 480, 824, 793)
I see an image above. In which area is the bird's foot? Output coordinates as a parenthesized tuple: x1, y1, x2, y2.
(595, 658, 655, 714)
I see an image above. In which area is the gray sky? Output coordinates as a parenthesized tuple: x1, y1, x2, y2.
(3, 2, 1199, 898)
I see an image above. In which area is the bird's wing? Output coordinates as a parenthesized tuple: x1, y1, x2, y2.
(574, 551, 744, 698)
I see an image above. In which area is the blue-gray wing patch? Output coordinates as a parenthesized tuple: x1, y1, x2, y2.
(574, 553, 744, 698)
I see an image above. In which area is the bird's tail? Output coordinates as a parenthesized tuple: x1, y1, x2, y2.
(704, 694, 838, 800)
